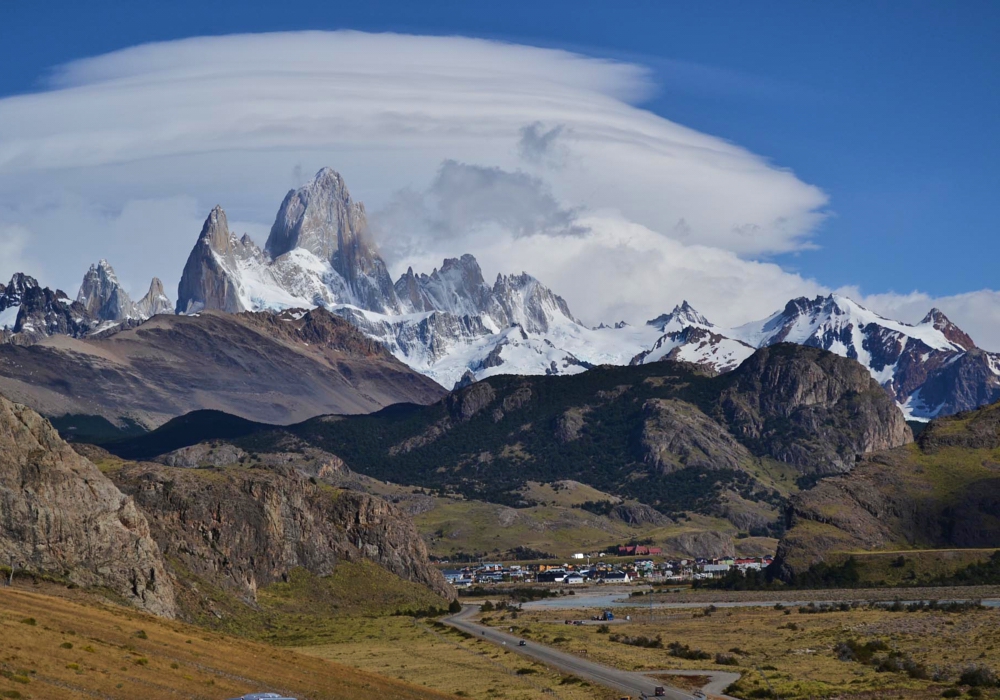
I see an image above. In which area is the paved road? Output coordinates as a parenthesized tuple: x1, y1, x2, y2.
(442, 606, 739, 700)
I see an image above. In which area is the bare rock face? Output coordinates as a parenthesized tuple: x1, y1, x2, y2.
(719, 344, 912, 474)
(608, 502, 669, 526)
(267, 168, 401, 314)
(555, 406, 590, 443)
(134, 277, 173, 318)
(447, 381, 497, 421)
(110, 462, 452, 607)
(176, 206, 260, 314)
(641, 398, 751, 473)
(77, 259, 135, 323)
(0, 396, 175, 616)
(662, 530, 735, 559)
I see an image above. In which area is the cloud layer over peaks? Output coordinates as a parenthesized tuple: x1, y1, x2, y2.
(5, 31, 994, 349)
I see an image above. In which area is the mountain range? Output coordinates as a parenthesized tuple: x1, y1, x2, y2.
(103, 343, 912, 542)
(2, 167, 998, 423)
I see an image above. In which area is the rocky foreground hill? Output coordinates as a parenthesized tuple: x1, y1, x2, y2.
(107, 344, 911, 540)
(775, 400, 1000, 577)
(0, 394, 450, 619)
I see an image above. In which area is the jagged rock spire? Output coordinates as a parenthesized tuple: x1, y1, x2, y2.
(77, 259, 135, 322)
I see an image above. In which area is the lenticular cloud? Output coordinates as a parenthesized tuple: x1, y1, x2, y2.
(0, 31, 827, 258)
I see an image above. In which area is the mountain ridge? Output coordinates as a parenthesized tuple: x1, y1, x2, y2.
(5, 166, 999, 421)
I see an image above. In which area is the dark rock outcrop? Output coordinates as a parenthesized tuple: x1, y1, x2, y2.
(110, 461, 452, 606)
(641, 398, 751, 473)
(0, 397, 175, 616)
(719, 344, 912, 474)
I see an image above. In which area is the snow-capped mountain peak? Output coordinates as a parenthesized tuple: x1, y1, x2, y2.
(645, 300, 714, 333)
(919, 307, 976, 351)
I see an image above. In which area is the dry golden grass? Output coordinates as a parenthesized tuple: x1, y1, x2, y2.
(297, 615, 618, 700)
(0, 586, 453, 700)
(493, 603, 1000, 699)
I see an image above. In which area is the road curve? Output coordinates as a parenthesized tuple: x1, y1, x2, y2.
(442, 606, 739, 700)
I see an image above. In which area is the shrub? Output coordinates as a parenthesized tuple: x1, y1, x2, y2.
(596, 624, 610, 634)
(834, 639, 889, 664)
(940, 691, 960, 699)
(960, 665, 998, 687)
(18, 618, 35, 626)
(59, 642, 73, 649)
(715, 653, 739, 666)
(448, 599, 462, 613)
(667, 641, 711, 661)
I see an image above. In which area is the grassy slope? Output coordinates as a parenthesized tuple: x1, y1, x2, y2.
(415, 496, 775, 559)
(780, 404, 1000, 576)
(0, 586, 452, 700)
(824, 548, 1000, 587)
(168, 561, 448, 646)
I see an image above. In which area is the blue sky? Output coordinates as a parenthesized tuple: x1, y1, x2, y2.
(1, 1, 999, 345)
(2, 1, 997, 298)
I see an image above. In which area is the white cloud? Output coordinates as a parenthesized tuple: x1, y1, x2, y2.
(0, 31, 996, 351)
(0, 32, 827, 287)
(0, 224, 36, 286)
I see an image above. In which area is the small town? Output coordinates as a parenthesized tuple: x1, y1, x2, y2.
(439, 553, 774, 587)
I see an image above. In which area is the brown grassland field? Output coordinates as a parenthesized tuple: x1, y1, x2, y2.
(0, 574, 616, 700)
(0, 583, 453, 700)
(477, 598, 1000, 699)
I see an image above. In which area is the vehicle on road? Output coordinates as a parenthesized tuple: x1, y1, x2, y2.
(228, 694, 297, 700)
(518, 640, 526, 646)
(654, 687, 666, 697)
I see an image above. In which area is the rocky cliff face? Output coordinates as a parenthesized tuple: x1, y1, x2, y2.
(0, 396, 176, 616)
(719, 344, 913, 474)
(109, 460, 452, 607)
(267, 168, 400, 314)
(774, 400, 1000, 577)
(77, 259, 135, 323)
(641, 398, 752, 473)
(176, 206, 257, 314)
(134, 277, 173, 319)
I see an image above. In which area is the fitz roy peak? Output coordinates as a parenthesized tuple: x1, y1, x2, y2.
(171, 168, 1000, 414)
(175, 168, 614, 387)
